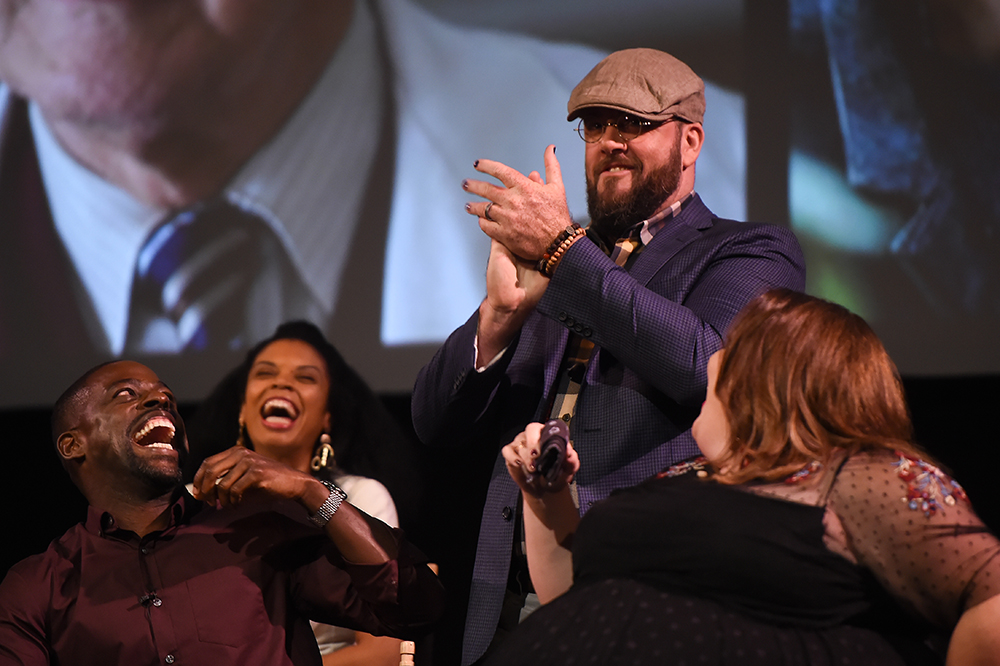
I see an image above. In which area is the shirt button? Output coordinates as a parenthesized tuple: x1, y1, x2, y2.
(153, 598, 162, 607)
(140, 547, 148, 555)
(165, 655, 175, 664)
(501, 506, 513, 521)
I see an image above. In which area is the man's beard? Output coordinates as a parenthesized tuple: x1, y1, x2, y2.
(586, 138, 682, 244)
(123, 445, 184, 492)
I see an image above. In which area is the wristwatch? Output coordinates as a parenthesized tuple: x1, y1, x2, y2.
(308, 480, 348, 527)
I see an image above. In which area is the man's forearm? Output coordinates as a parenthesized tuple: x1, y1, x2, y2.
(537, 225, 806, 405)
(411, 311, 509, 447)
(318, 498, 398, 565)
(475, 298, 530, 369)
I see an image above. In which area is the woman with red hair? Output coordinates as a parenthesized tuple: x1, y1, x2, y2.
(490, 289, 1000, 665)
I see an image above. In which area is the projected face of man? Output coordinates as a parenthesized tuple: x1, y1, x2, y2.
(0, 0, 352, 206)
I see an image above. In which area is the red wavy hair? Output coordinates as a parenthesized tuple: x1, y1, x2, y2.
(711, 289, 922, 484)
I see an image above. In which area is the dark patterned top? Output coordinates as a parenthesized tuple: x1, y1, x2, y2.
(484, 449, 1000, 665)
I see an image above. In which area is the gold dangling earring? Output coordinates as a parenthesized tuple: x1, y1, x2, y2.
(236, 415, 246, 448)
(310, 432, 335, 472)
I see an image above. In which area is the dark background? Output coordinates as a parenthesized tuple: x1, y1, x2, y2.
(2, 377, 997, 665)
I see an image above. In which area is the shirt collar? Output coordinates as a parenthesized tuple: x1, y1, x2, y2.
(88, 486, 200, 541)
(225, 0, 383, 315)
(588, 191, 697, 256)
(31, 0, 383, 355)
(637, 190, 697, 245)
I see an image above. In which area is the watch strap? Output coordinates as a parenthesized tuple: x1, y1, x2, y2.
(308, 479, 347, 527)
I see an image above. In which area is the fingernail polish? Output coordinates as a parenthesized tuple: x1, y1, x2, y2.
(465, 203, 471, 212)
(473, 160, 479, 168)
(462, 179, 469, 190)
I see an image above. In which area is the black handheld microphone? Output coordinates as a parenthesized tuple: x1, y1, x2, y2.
(529, 418, 569, 484)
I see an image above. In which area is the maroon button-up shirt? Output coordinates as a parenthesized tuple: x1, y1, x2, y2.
(0, 489, 443, 665)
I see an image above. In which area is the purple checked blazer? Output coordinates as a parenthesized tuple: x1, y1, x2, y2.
(410, 195, 807, 665)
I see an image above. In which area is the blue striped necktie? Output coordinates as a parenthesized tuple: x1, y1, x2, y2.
(126, 200, 306, 352)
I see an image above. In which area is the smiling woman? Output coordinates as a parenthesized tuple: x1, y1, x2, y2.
(184, 320, 423, 666)
(240, 338, 334, 472)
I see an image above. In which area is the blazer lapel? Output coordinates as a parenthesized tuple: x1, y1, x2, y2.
(542, 317, 569, 413)
(582, 199, 712, 381)
(0, 95, 95, 358)
(627, 199, 714, 286)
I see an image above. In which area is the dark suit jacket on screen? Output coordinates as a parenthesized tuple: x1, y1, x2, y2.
(410, 195, 807, 664)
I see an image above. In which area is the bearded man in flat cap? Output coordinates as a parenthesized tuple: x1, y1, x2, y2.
(411, 48, 807, 665)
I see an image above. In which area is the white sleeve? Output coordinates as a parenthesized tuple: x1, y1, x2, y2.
(335, 474, 399, 529)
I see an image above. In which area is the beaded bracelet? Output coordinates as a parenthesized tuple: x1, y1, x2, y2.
(538, 225, 587, 277)
(536, 223, 583, 273)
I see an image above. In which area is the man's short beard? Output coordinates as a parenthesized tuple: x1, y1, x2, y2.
(586, 137, 682, 244)
(125, 446, 183, 492)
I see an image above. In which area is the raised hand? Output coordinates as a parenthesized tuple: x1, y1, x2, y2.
(191, 445, 318, 509)
(463, 145, 574, 260)
(476, 239, 549, 367)
(484, 238, 549, 317)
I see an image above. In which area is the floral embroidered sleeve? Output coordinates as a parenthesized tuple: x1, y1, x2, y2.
(827, 450, 1000, 630)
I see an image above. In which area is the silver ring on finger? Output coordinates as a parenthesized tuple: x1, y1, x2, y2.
(484, 201, 496, 221)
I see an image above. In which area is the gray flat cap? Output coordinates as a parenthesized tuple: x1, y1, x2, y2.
(567, 48, 705, 124)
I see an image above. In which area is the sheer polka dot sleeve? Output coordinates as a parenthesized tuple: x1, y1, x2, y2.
(827, 450, 1000, 630)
